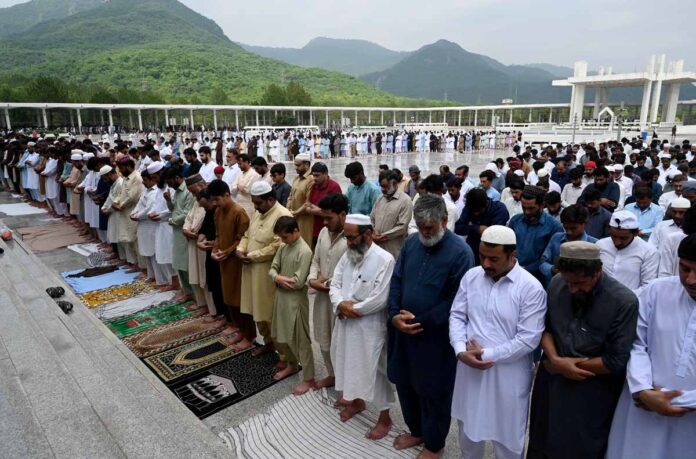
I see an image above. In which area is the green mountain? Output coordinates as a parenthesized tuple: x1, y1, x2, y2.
(240, 37, 411, 77)
(361, 39, 571, 104)
(525, 63, 574, 78)
(0, 0, 442, 106)
(0, 0, 102, 38)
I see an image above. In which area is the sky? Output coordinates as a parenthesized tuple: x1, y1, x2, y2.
(1, 0, 694, 71)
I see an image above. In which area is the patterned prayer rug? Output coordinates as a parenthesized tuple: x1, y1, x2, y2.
(122, 315, 224, 358)
(170, 350, 281, 419)
(219, 389, 416, 459)
(104, 301, 197, 338)
(144, 335, 252, 383)
(78, 279, 157, 309)
(94, 290, 178, 321)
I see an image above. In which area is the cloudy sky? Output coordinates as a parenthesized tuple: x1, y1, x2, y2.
(2, 0, 694, 71)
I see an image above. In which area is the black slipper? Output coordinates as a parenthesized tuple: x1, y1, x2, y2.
(57, 301, 73, 314)
(46, 287, 65, 298)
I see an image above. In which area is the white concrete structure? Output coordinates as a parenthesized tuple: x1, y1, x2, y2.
(553, 55, 696, 127)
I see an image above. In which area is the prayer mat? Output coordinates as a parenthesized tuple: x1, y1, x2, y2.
(104, 301, 197, 338)
(67, 243, 101, 257)
(78, 279, 157, 309)
(219, 389, 417, 459)
(94, 290, 178, 321)
(122, 315, 224, 358)
(144, 335, 252, 383)
(170, 350, 281, 419)
(17, 222, 90, 252)
(0, 203, 47, 216)
(62, 266, 137, 294)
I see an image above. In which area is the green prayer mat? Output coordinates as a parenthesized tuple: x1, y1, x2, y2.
(105, 301, 197, 338)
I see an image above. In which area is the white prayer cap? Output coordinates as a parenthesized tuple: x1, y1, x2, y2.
(142, 156, 152, 167)
(146, 161, 164, 174)
(71, 149, 84, 155)
(671, 197, 692, 209)
(70, 153, 83, 161)
(537, 169, 549, 178)
(294, 153, 311, 162)
(668, 169, 683, 179)
(37, 137, 44, 141)
(612, 164, 624, 172)
(82, 152, 95, 159)
(27, 141, 36, 147)
(345, 214, 372, 226)
(663, 142, 671, 148)
(609, 210, 639, 230)
(250, 180, 272, 196)
(631, 149, 641, 154)
(513, 169, 525, 177)
(485, 162, 498, 172)
(99, 165, 113, 176)
(658, 152, 671, 159)
(481, 225, 516, 245)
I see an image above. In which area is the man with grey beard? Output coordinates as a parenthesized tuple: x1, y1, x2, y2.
(528, 241, 638, 459)
(387, 195, 474, 458)
(329, 213, 396, 440)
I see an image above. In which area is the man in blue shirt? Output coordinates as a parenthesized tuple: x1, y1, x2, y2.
(388, 194, 474, 458)
(479, 170, 501, 201)
(579, 166, 620, 211)
(624, 186, 664, 240)
(539, 204, 598, 285)
(583, 189, 612, 239)
(454, 188, 509, 265)
(508, 186, 563, 282)
(344, 161, 381, 215)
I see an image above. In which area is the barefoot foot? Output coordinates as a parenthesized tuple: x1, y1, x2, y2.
(393, 433, 424, 450)
(340, 400, 365, 422)
(292, 379, 315, 396)
(366, 420, 391, 440)
(314, 376, 335, 390)
(273, 365, 299, 381)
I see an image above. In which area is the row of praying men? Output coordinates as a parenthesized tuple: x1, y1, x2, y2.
(1, 131, 694, 458)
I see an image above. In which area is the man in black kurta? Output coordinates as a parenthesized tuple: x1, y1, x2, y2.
(527, 241, 638, 459)
(387, 195, 474, 457)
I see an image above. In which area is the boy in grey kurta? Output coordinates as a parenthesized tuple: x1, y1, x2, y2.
(269, 216, 316, 395)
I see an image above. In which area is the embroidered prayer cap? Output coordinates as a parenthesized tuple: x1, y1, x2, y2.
(214, 166, 225, 175)
(585, 161, 597, 168)
(559, 240, 600, 261)
(658, 152, 671, 159)
(99, 165, 113, 176)
(612, 164, 625, 172)
(27, 141, 36, 147)
(671, 197, 691, 209)
(71, 149, 84, 155)
(537, 168, 549, 178)
(82, 152, 95, 160)
(631, 149, 641, 154)
(345, 214, 372, 226)
(184, 174, 203, 186)
(70, 153, 83, 161)
(294, 153, 311, 162)
(682, 181, 696, 194)
(250, 180, 272, 196)
(481, 225, 516, 245)
(513, 169, 525, 177)
(146, 161, 164, 175)
(609, 210, 639, 230)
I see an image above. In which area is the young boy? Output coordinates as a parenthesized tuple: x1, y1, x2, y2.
(270, 163, 291, 207)
(269, 216, 315, 395)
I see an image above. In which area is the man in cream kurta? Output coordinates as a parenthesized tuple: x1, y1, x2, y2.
(112, 159, 144, 266)
(182, 174, 212, 311)
(606, 235, 696, 459)
(371, 171, 413, 260)
(449, 226, 547, 459)
(230, 154, 260, 219)
(307, 193, 349, 389)
(286, 154, 314, 246)
(236, 181, 292, 356)
(330, 214, 396, 440)
(100, 167, 124, 260)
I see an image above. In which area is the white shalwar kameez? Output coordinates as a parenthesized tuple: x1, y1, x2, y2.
(329, 244, 396, 409)
(658, 231, 686, 277)
(131, 186, 171, 285)
(41, 157, 65, 214)
(199, 161, 218, 183)
(606, 277, 696, 459)
(597, 236, 658, 294)
(79, 170, 100, 229)
(449, 263, 547, 459)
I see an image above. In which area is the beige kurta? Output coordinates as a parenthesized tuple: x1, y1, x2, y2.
(63, 166, 84, 217)
(286, 171, 314, 246)
(238, 202, 292, 323)
(231, 168, 261, 219)
(102, 176, 124, 244)
(182, 200, 206, 286)
(111, 171, 144, 243)
(307, 227, 347, 351)
(370, 190, 413, 260)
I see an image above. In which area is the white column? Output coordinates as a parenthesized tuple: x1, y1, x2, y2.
(593, 87, 601, 119)
(458, 110, 462, 126)
(4, 109, 10, 131)
(529, 108, 533, 123)
(136, 109, 143, 131)
(108, 109, 113, 132)
(663, 59, 684, 123)
(76, 109, 82, 131)
(340, 110, 344, 127)
(509, 109, 513, 124)
(325, 110, 329, 128)
(354, 110, 358, 126)
(639, 82, 653, 128)
(310, 110, 314, 125)
(549, 108, 553, 123)
(491, 109, 495, 127)
(213, 110, 218, 130)
(474, 110, 478, 127)
(368, 111, 371, 124)
(164, 109, 169, 127)
(429, 111, 432, 123)
(381, 111, 384, 125)
(255, 110, 259, 126)
(42, 108, 48, 128)
(442, 110, 447, 123)
(234, 109, 239, 129)
(650, 54, 666, 124)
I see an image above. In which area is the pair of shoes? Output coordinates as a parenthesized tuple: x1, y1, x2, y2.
(46, 287, 65, 298)
(57, 301, 73, 314)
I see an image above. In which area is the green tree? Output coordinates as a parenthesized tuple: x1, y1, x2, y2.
(285, 81, 312, 106)
(209, 86, 230, 105)
(26, 76, 71, 102)
(260, 83, 288, 106)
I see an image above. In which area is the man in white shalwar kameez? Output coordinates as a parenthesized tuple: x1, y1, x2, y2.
(606, 234, 696, 459)
(330, 213, 396, 440)
(449, 225, 547, 459)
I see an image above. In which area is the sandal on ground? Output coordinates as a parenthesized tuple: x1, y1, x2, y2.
(57, 301, 73, 314)
(46, 287, 65, 298)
